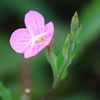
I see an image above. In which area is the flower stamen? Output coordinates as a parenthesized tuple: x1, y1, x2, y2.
(36, 36, 45, 44)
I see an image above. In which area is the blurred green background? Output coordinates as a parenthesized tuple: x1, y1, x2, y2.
(0, 0, 100, 100)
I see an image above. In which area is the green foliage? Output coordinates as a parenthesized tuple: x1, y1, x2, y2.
(46, 48, 57, 81)
(69, 24, 82, 61)
(46, 12, 81, 82)
(57, 52, 68, 80)
(57, 53, 64, 75)
(61, 12, 81, 79)
(0, 83, 12, 100)
(62, 34, 70, 58)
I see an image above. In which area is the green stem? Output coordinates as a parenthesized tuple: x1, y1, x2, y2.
(42, 60, 68, 100)
(43, 42, 73, 100)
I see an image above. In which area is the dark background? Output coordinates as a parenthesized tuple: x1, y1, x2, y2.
(0, 0, 100, 100)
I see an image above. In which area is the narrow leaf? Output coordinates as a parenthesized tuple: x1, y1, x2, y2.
(57, 52, 64, 73)
(62, 34, 70, 58)
(57, 52, 68, 80)
(46, 48, 57, 81)
(75, 24, 82, 41)
(61, 69, 68, 80)
(69, 42, 78, 61)
(70, 24, 82, 61)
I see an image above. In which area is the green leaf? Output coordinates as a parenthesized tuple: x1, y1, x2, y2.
(57, 53, 68, 80)
(61, 69, 68, 80)
(75, 24, 82, 41)
(62, 34, 70, 58)
(46, 49, 57, 81)
(69, 42, 78, 61)
(70, 24, 82, 61)
(0, 83, 12, 100)
(57, 53, 64, 73)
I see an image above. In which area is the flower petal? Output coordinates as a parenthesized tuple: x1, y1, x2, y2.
(24, 22, 54, 58)
(43, 22, 54, 46)
(10, 28, 31, 53)
(24, 43, 44, 58)
(24, 11, 45, 36)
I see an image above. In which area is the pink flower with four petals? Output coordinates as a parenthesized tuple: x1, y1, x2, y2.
(10, 11, 54, 58)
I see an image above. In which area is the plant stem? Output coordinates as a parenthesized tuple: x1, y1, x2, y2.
(42, 61, 68, 100)
(42, 86, 55, 100)
(20, 58, 32, 100)
(21, 88, 31, 100)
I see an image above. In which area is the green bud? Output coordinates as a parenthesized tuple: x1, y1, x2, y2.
(71, 11, 79, 35)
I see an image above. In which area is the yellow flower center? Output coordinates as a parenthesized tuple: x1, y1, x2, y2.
(36, 36, 45, 44)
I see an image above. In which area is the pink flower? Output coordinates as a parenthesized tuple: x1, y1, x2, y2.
(10, 11, 54, 58)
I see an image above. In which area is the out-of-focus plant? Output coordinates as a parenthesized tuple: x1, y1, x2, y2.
(0, 83, 12, 100)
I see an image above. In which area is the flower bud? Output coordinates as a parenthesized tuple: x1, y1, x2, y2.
(71, 11, 79, 35)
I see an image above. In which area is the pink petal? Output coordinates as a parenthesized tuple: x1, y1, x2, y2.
(43, 22, 54, 46)
(10, 28, 31, 53)
(24, 11, 45, 36)
(24, 43, 44, 58)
